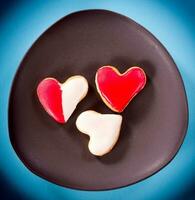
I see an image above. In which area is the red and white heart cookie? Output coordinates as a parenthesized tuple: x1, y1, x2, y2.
(37, 76, 88, 123)
(76, 110, 122, 156)
(95, 66, 147, 112)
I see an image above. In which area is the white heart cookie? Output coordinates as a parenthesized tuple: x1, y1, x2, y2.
(76, 110, 122, 156)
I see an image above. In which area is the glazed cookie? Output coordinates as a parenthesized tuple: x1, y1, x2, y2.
(37, 76, 88, 123)
(76, 110, 122, 156)
(95, 66, 147, 112)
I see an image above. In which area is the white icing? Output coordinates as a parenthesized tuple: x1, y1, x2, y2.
(61, 76, 88, 121)
(76, 110, 122, 156)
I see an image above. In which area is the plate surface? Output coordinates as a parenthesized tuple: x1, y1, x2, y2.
(8, 10, 188, 190)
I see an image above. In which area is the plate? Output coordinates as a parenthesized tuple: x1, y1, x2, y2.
(8, 10, 188, 190)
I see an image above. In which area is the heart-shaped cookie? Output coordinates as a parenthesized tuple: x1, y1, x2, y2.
(95, 66, 147, 112)
(76, 110, 122, 156)
(37, 76, 88, 123)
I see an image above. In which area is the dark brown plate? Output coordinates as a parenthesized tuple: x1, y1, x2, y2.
(8, 9, 188, 190)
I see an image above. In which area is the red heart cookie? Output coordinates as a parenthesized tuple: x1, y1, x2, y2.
(37, 76, 88, 123)
(95, 66, 147, 112)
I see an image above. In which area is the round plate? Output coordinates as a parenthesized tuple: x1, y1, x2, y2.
(8, 10, 188, 190)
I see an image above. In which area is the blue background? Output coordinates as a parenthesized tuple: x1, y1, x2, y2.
(0, 0, 195, 199)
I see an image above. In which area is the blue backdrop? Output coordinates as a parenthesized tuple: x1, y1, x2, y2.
(0, 0, 195, 199)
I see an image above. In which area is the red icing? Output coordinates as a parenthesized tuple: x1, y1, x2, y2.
(37, 78, 65, 123)
(96, 66, 147, 112)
